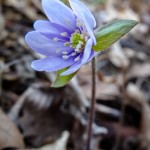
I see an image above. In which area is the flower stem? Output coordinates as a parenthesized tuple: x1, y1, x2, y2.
(86, 57, 96, 150)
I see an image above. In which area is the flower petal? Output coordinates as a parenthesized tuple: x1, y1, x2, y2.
(69, 0, 96, 44)
(34, 20, 71, 39)
(42, 0, 76, 31)
(62, 50, 97, 76)
(88, 50, 97, 61)
(25, 31, 71, 56)
(61, 61, 82, 76)
(34, 20, 70, 33)
(31, 55, 75, 72)
(69, 0, 96, 28)
(81, 38, 93, 64)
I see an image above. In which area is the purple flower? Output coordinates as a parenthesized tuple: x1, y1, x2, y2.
(25, 0, 97, 75)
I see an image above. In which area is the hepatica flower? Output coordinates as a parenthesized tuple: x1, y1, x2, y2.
(25, 0, 138, 87)
(25, 0, 97, 76)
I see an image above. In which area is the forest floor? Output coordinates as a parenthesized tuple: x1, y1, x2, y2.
(0, 0, 150, 150)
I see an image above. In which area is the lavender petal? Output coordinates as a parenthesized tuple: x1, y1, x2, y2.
(81, 37, 93, 64)
(42, 0, 76, 31)
(61, 61, 82, 76)
(69, 0, 96, 44)
(25, 31, 71, 56)
(31, 55, 75, 72)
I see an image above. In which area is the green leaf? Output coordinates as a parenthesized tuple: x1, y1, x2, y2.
(93, 19, 138, 52)
(60, 0, 70, 7)
(51, 68, 77, 88)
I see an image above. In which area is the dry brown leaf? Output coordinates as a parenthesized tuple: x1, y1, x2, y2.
(78, 64, 120, 100)
(19, 131, 69, 150)
(127, 63, 150, 79)
(0, 6, 8, 40)
(0, 108, 25, 149)
(140, 103, 150, 149)
(5, 0, 43, 20)
(109, 43, 130, 68)
(126, 83, 146, 103)
(39, 131, 69, 150)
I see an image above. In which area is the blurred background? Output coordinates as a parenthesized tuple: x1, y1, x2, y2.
(0, 0, 150, 150)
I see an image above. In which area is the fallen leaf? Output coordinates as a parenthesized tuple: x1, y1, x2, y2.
(0, 108, 25, 149)
(40, 131, 69, 150)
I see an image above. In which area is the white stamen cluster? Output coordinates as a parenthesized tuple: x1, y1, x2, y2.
(62, 55, 69, 59)
(74, 56, 80, 61)
(60, 32, 68, 37)
(62, 52, 68, 55)
(53, 18, 89, 62)
(64, 42, 70, 46)
(53, 37, 58, 42)
(76, 18, 83, 29)
(71, 52, 76, 56)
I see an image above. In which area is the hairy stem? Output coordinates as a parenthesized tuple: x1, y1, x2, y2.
(86, 57, 96, 150)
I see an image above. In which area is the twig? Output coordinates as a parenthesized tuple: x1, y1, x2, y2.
(86, 57, 96, 150)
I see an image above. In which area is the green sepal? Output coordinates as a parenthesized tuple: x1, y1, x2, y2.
(93, 19, 138, 52)
(60, 0, 70, 7)
(51, 68, 77, 88)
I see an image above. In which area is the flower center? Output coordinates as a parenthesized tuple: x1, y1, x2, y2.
(53, 18, 89, 62)
(70, 32, 85, 49)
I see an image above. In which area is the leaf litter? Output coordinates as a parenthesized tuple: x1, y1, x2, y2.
(0, 0, 150, 150)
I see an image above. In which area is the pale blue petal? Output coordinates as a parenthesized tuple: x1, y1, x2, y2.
(69, 0, 96, 44)
(88, 50, 97, 61)
(31, 55, 75, 72)
(34, 20, 70, 41)
(61, 50, 97, 75)
(42, 0, 76, 31)
(69, 0, 96, 28)
(34, 20, 71, 36)
(81, 38, 93, 64)
(34, 20, 70, 33)
(25, 31, 71, 56)
(61, 61, 82, 76)
(34, 32, 69, 42)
